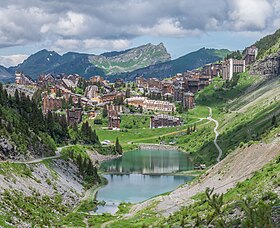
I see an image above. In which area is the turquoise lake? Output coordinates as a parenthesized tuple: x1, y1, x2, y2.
(95, 149, 194, 214)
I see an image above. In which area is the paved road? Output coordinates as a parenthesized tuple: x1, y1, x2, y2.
(0, 145, 72, 164)
(206, 107, 223, 162)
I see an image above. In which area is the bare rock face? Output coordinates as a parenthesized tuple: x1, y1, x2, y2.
(250, 52, 280, 77)
(0, 137, 13, 153)
(0, 137, 21, 161)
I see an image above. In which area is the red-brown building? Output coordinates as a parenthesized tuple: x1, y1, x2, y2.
(101, 93, 117, 103)
(15, 72, 35, 86)
(147, 78, 162, 89)
(161, 81, 174, 96)
(42, 94, 63, 114)
(101, 92, 125, 103)
(90, 75, 104, 84)
(105, 104, 123, 114)
(150, 114, 182, 128)
(37, 74, 55, 86)
(108, 110, 121, 129)
(182, 92, 195, 110)
(135, 76, 148, 88)
(66, 108, 82, 125)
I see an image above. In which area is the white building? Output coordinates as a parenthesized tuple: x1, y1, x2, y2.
(222, 59, 245, 80)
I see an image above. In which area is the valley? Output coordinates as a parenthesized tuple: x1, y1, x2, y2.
(0, 27, 280, 227)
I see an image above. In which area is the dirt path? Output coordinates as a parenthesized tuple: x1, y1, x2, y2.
(206, 107, 223, 162)
(0, 145, 72, 164)
(73, 183, 103, 213)
(101, 220, 115, 228)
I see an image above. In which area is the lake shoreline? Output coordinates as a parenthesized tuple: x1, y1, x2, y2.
(138, 143, 178, 151)
(94, 148, 194, 214)
(137, 143, 191, 155)
(98, 172, 199, 177)
(87, 149, 122, 167)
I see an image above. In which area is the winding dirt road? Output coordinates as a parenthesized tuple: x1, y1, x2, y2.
(206, 107, 223, 162)
(0, 145, 72, 164)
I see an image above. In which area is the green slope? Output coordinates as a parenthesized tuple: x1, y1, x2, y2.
(191, 72, 280, 165)
(170, 48, 230, 74)
(90, 43, 171, 75)
(111, 48, 231, 81)
(254, 28, 280, 59)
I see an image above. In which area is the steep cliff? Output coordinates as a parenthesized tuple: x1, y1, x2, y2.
(250, 52, 280, 77)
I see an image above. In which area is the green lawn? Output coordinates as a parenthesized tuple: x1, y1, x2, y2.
(120, 114, 150, 129)
(81, 108, 209, 150)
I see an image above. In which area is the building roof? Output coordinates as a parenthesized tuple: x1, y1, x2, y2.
(153, 114, 180, 121)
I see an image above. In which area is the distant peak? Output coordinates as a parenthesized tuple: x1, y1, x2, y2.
(37, 49, 49, 53)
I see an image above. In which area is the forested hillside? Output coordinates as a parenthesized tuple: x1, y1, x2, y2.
(0, 84, 59, 160)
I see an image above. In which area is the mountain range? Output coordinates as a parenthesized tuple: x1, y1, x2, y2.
(0, 43, 230, 82)
(111, 48, 231, 81)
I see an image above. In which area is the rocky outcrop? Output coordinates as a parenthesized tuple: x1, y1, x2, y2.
(0, 137, 22, 161)
(250, 52, 280, 77)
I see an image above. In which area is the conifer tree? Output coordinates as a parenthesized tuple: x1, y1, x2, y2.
(102, 107, 108, 118)
(272, 115, 277, 127)
(91, 129, 98, 144)
(115, 137, 122, 154)
(76, 154, 83, 173)
(14, 89, 20, 105)
(82, 157, 88, 175)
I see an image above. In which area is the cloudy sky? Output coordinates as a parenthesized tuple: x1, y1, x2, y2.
(0, 0, 280, 67)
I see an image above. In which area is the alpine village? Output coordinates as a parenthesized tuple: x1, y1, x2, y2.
(0, 19, 280, 228)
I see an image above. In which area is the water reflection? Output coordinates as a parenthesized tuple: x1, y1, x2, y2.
(100, 150, 193, 174)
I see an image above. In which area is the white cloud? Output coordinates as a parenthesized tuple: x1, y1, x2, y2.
(0, 0, 280, 53)
(0, 55, 28, 67)
(0, 5, 53, 48)
(227, 0, 273, 31)
(52, 38, 131, 53)
(54, 11, 87, 36)
(137, 18, 202, 37)
(83, 39, 131, 50)
(52, 39, 82, 52)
